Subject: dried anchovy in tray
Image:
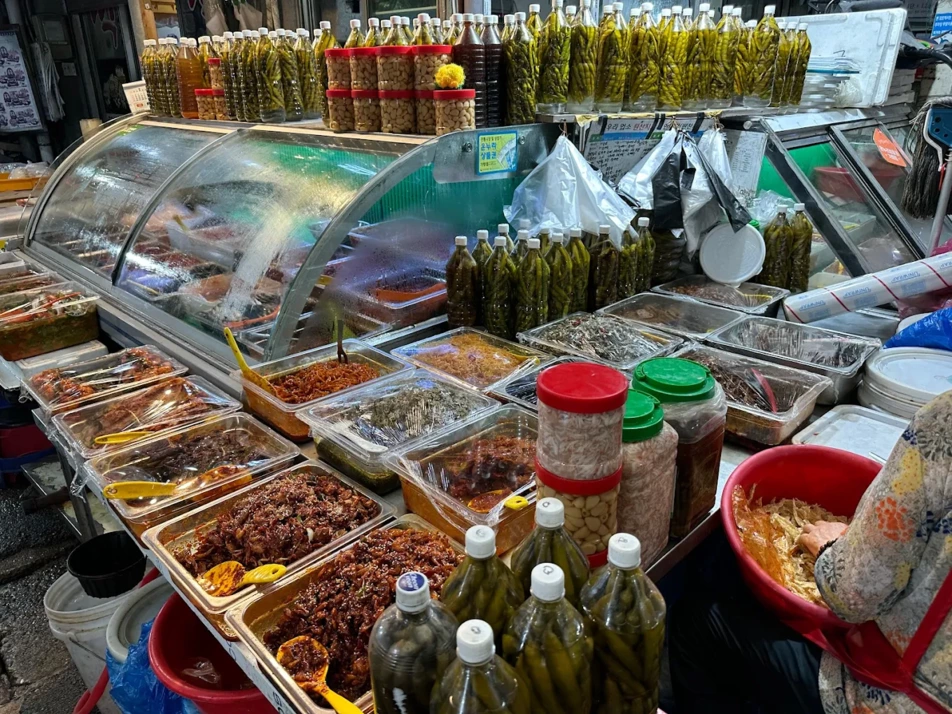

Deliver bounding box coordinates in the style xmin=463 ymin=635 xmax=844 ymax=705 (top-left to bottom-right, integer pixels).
xmin=518 ymin=313 xmax=682 ymax=370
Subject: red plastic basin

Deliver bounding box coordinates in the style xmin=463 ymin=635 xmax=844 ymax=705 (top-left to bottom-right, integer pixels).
xmin=148 ymin=593 xmax=276 ymax=714
xmin=720 ymin=444 xmax=881 ymax=634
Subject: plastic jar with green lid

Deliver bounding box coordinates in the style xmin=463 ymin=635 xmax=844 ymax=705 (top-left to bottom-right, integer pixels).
xmin=618 ymin=390 xmax=678 ymax=564
xmin=630 ymin=357 xmax=726 ymax=538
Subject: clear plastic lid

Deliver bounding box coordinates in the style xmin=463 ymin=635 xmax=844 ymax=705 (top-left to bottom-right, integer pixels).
xmin=0 ymin=281 xmax=99 ymax=329
xmin=491 ymin=355 xmax=597 ymax=411
xmin=15 ymin=340 xmax=108 ymax=379
xmin=598 ymin=293 xmax=744 ymax=340
xmin=652 ymin=274 xmax=789 ymax=315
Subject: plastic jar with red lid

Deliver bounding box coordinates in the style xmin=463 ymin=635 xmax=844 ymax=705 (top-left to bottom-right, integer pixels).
xmin=413 ymin=44 xmax=452 ymax=89
xmin=415 ymin=90 xmax=436 ymax=134
xmin=325 ymin=48 xmax=352 ymax=90
xmin=435 ymin=89 xmax=476 ymax=136
xmin=194 ymin=88 xmax=216 ymax=120
xmin=326 ymin=88 xmax=355 ymax=132
xmin=351 ymin=89 xmax=381 ymax=132
xmin=378 ymin=90 xmax=414 ymax=133
xmin=376 ymin=46 xmax=414 ymax=91
xmin=350 ymin=47 xmax=378 ymax=90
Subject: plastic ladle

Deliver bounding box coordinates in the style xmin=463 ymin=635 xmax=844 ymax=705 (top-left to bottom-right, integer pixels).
xmin=93 ymin=431 xmax=153 ymax=446
xmin=276 ymin=636 xmax=362 ymax=714
xmin=224 ymin=327 xmax=275 ymax=395
xmin=197 ymin=561 xmax=287 ymax=597
xmin=101 ymin=466 xmax=253 ymax=501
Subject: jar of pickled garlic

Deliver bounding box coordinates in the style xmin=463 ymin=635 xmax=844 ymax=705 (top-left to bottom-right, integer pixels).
xmin=415 ymin=90 xmax=436 ymax=134
xmin=350 ymin=47 xmax=378 ymax=91
xmin=207 ymin=57 xmax=224 ymax=89
xmin=413 ymin=44 xmax=452 ymax=89
xmin=379 ymin=90 xmax=415 ymax=133
xmin=434 ymin=88 xmax=476 ymax=136
xmin=376 ymin=46 xmax=414 ymax=91
xmin=326 ymin=89 xmax=355 ymax=132
xmin=352 ymin=89 xmax=381 ymax=132
xmin=325 ymin=48 xmax=353 ymax=90
xmin=195 ymin=88 xmax=216 ymax=120
xmin=212 ymin=88 xmax=227 ymax=120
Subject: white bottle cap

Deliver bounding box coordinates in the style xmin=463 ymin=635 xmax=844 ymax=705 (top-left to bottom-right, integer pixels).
xmin=630 ymin=7 xmax=638 ymax=15
xmin=528 ymin=238 xmax=541 ymax=250
xmin=536 ymin=497 xmax=565 ymax=527
xmin=798 ymin=22 xmax=808 ymax=30
xmin=464 ymin=12 xmax=475 ymax=21
xmin=516 ymin=12 xmax=526 ymax=21
xmin=369 ymin=18 xmax=379 ymax=26
xmin=776 ymin=19 xmax=785 ymax=29
xmin=581 ymin=0 xmax=590 ymax=7
xmin=608 ymin=533 xmax=642 ymax=569
xmin=778 ymin=206 xmax=788 ymax=214
xmin=794 ymin=202 xmax=805 ymax=211
xmin=643 ymin=1 xmax=653 ymax=8
xmin=614 ymin=1 xmax=623 ymax=9
xmin=419 ymin=12 xmax=430 ymax=22
xmin=567 ymin=5 xmax=577 ymax=13
xmin=144 ymin=39 xmax=156 ymax=46
xmin=603 ymin=6 xmax=614 ymax=14
xmin=723 ymin=3 xmax=733 ymax=12
xmin=672 ymin=5 xmax=682 ymax=13
xmin=402 ymin=17 xmax=411 ymax=25
xmin=297 ymin=28 xmax=308 ymax=36
xmin=531 ymin=563 xmax=565 ymax=602
xmin=391 ymin=15 xmax=400 ymax=23
xmin=314 ymin=28 xmax=322 ymax=37
xmin=457 ymin=620 xmax=495 ymax=665
xmin=433 ymin=17 xmax=442 ymax=25
xmin=570 ymin=227 xmax=581 ymax=238
xmin=258 ymin=26 xmax=269 ymax=34
xmin=746 ymin=19 xmax=756 ymax=26
xmin=477 ymin=229 xmax=489 ymax=242
xmin=474 ymin=14 xmax=483 ymax=22
xmin=443 ymin=20 xmax=452 ymax=27
xmin=764 ymin=4 xmax=775 ymax=13
xmin=225 ymin=31 xmax=235 ymax=38
xmin=732 ymin=7 xmax=743 ymax=15
xmin=465 ymin=526 xmax=496 ymax=558
xmin=683 ymin=8 xmax=693 ymax=18
xmin=555 ymin=0 xmax=563 ymax=8
xmin=505 ymin=14 xmax=515 ymax=23
xmin=553 ymin=232 xmax=564 ymax=244
xmin=530 ymin=3 xmax=541 ymax=11
xmin=661 ymin=8 xmax=671 ymax=15
xmin=249 ymin=30 xmax=260 ymax=38
xmin=517 ymin=229 xmax=529 ymax=241
xmin=199 ymin=35 xmax=210 ymax=43
xmin=321 ymin=21 xmax=331 ymax=29
xmin=455 ymin=235 xmax=468 ymax=246
xmin=494 ymin=236 xmax=508 ymax=247
xmin=396 ymin=571 xmax=431 ymax=613
xmin=212 ymin=35 xmax=222 ymax=42
xmin=599 ymin=224 xmax=611 ymax=235
xmin=498 ymin=223 xmax=510 ymax=235
xmin=699 ymin=3 xmax=710 ymax=11
xmin=382 ymin=20 xmax=392 ymax=28
xmin=280 ymin=28 xmax=290 ymax=36
xmin=637 ymin=216 xmax=650 ymax=227
xmin=350 ymin=19 xmax=361 ymax=28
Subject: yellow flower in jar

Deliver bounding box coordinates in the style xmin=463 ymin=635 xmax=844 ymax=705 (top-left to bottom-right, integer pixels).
xmin=435 ymin=63 xmax=465 ymax=89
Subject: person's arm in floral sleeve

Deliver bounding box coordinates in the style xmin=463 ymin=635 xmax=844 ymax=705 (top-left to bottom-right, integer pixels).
xmin=810 ymin=394 xmax=952 ymax=623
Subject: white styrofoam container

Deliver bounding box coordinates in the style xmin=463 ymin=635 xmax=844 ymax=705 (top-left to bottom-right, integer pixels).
xmin=792 ymin=404 xmax=908 ymax=459
xmin=784 ymin=9 xmax=906 ymax=108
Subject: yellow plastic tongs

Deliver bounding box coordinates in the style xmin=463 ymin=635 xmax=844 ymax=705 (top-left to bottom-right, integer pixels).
xmin=93 ymin=431 xmax=153 ymax=446
xmin=102 ymin=480 xmax=179 ymax=499
xmin=223 ymin=327 xmax=276 ymax=396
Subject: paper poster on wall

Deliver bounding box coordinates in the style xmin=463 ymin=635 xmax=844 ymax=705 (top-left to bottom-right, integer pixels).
xmin=0 ymin=30 xmax=41 ymax=132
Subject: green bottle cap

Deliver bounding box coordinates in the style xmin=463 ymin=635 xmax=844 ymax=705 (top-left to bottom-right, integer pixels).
xmin=622 ymin=390 xmax=664 ymax=442
xmin=631 ymin=358 xmax=716 ymax=403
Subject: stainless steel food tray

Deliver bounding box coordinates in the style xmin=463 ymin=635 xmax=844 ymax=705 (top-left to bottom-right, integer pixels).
xmin=652 ymin=275 xmax=790 ymax=316
xmin=598 ymin=292 xmax=745 ymax=340
xmin=226 ymin=514 xmax=462 ymax=714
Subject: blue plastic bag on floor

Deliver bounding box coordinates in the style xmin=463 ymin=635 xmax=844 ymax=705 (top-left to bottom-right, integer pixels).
xmin=885 ymin=308 xmax=952 ymax=351
xmin=106 ymin=620 xmax=196 ymax=714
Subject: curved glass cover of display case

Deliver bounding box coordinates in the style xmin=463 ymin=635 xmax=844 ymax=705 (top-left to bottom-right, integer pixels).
xmin=30 ymin=121 xmax=221 ymax=277
xmin=116 ymin=127 xmax=405 ymax=350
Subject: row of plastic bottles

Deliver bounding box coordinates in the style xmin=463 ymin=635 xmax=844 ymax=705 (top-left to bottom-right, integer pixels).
xmin=445 ymin=218 xmax=656 ymax=339
xmin=370 ymin=502 xmax=666 ymax=714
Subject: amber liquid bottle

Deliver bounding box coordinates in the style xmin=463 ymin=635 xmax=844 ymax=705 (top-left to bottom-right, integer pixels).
xmin=176 ymin=38 xmax=204 ymax=118
xmin=482 ymin=15 xmax=504 ymax=127
xmin=453 ymin=13 xmax=488 ymax=128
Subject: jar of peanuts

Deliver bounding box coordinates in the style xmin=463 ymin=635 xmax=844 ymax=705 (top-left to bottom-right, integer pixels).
xmin=351 ymin=89 xmax=381 ymax=132
xmin=195 ymin=88 xmax=216 ymax=120
xmin=415 ymin=90 xmax=436 ymax=135
xmin=326 ymin=89 xmax=355 ymax=132
xmin=325 ymin=48 xmax=352 ymax=90
xmin=212 ymin=88 xmax=227 ymax=120
xmin=412 ymin=44 xmax=452 ymax=89
xmin=376 ymin=46 xmax=414 ymax=91
xmin=434 ymin=89 xmax=476 ymax=136
xmin=207 ymin=57 xmax=224 ymax=89
xmin=349 ymin=47 xmax=378 ymax=91
xmin=378 ymin=90 xmax=415 ymax=133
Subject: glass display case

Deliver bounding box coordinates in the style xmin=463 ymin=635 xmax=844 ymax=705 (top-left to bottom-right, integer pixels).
xmin=22 ymin=114 xmax=561 ymax=372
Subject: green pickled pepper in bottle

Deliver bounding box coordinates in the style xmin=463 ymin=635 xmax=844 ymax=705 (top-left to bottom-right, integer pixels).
xmin=769 ymin=19 xmax=794 ymax=108
xmin=538 ymin=228 xmax=552 ymax=256
xmin=497 ymin=224 xmax=516 ymax=254
xmin=344 ymin=19 xmax=363 ymax=48
xmin=634 ymin=217 xmax=656 ymax=292
xmin=314 ymin=23 xmax=337 ymax=121
xmin=363 ymin=18 xmax=381 ymax=47
xmin=590 ymin=225 xmax=619 ymax=310
xmin=567 ymin=0 xmax=598 ymax=113
xmin=472 ymin=230 xmax=493 ymax=323
xmin=446 ymin=236 xmax=480 ymax=328
xmin=618 ymin=228 xmax=640 ymax=299
xmin=746 ymin=5 xmax=780 ymax=107
xmin=277 ymin=32 xmax=304 ymax=120
xmin=527 ymin=3 xmax=543 ymax=39
xmin=755 ymin=207 xmax=792 ymax=289
xmin=594 ymin=6 xmax=628 ymax=112
xmin=483 ymin=236 xmax=517 ymax=339
xmin=198 ymin=36 xmax=217 ymax=88
xmin=685 ymin=4 xmax=716 ymax=110
xmin=239 ymin=31 xmax=260 ymax=122
xmin=504 ymin=12 xmax=539 ymax=126
xmin=293 ymin=30 xmax=320 ymax=120
xmin=625 ymin=3 xmax=661 ymax=112
xmin=658 ymin=7 xmax=688 ymax=111
xmin=786 ymin=22 xmax=811 ymax=106
xmin=567 ymin=228 xmax=591 ymax=313
xmin=512 ymin=229 xmax=531 ymax=264
xmin=788 ymin=203 xmax=813 ymax=292
xmin=514 ymin=237 xmax=550 ymax=333
xmin=256 ymin=31 xmax=286 ymax=123
xmin=537 ymin=0 xmax=572 ymax=113
xmin=580 ymin=533 xmax=666 ymax=714
xmin=546 ymin=233 xmax=574 ymax=320
xmin=710 ymin=7 xmax=739 ymax=108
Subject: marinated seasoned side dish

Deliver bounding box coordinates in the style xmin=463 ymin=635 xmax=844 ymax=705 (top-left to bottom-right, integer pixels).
xmin=438 ymin=435 xmax=535 ymax=506
xmin=263 ymin=528 xmax=463 ymax=702
xmin=405 ymin=332 xmax=536 ymax=388
xmin=178 ymin=470 xmax=381 ymax=576
xmin=268 ymin=361 xmax=380 ymax=404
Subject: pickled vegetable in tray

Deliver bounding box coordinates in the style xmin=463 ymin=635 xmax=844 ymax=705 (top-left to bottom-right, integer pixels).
xmin=518 ymin=313 xmax=681 ymax=370
xmin=262 ymin=527 xmax=463 ymax=702
xmin=176 ymin=466 xmax=381 ymax=576
xmin=394 ymin=329 xmax=546 ymax=390
xmin=55 ymin=376 xmax=240 ymax=458
xmin=27 ymin=345 xmax=186 ymax=414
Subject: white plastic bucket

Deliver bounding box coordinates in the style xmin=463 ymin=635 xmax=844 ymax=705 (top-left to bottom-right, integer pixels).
xmin=44 ymin=571 xmax=128 ymax=714
xmin=106 ymin=578 xmax=173 ymax=665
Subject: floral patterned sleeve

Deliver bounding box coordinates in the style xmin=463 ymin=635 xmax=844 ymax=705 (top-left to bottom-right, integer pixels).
xmin=813 ymin=394 xmax=952 ymax=623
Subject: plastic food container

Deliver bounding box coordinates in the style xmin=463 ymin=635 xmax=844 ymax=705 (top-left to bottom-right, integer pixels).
xmin=324 ymin=48 xmax=352 ymax=89
xmin=413 ymin=44 xmax=452 ymax=89
xmin=141 ymin=461 xmax=394 ymax=628
xmin=704 ymin=316 xmax=881 ymax=405
xmin=518 ymin=312 xmax=683 ymax=372
xmin=376 ymin=46 xmax=414 ymax=91
xmin=859 ymin=347 xmax=952 ymax=419
xmin=16 ymin=340 xmax=108 ymax=379
xmin=351 ymin=89 xmax=381 ymax=132
xmin=536 ymin=361 xmax=629 ymax=481
xmin=23 ymin=345 xmax=187 ymax=415
xmin=393 ymin=328 xmax=548 ymax=393
xmin=212 ymin=89 xmax=226 ymax=120
xmin=388 ymin=405 xmax=538 ymax=553
xmin=435 ymin=89 xmax=476 ymax=135
xmin=0 ymin=272 xmax=63 ymax=296
xmin=83 ymin=413 xmax=298 ymax=537
xmin=349 ymin=47 xmax=378 ymax=90
xmin=236 ymin=310 xmax=390 ymax=361
xmin=599 ymin=293 xmax=744 ymax=340
xmin=231 ymin=339 xmax=413 ymax=441
xmin=672 ymin=344 xmax=832 ymax=446
xmin=54 ymin=376 xmax=241 ymax=460
xmin=489 ymin=355 xmax=590 ymax=410
xmin=415 ymin=90 xmax=436 ymax=134
xmin=326 ymin=89 xmax=354 ymax=132
xmin=618 ymin=390 xmax=678 ymax=566
xmin=299 ymin=371 xmax=497 ymax=494
xmin=67 ymin=531 xmax=145 ymax=598
xmin=195 ymin=88 xmax=216 ymax=120
xmin=0 ymin=282 xmax=99 ymax=361
xmin=226 ymin=515 xmax=462 ymax=714
xmin=379 ymin=90 xmax=415 ymax=133
xmin=653 ymin=275 xmax=790 ymax=316
xmin=792 ymin=404 xmax=908 ymax=460
xmin=341 ymin=266 xmax=447 ymax=326
xmin=631 ymin=358 xmax=727 ymax=539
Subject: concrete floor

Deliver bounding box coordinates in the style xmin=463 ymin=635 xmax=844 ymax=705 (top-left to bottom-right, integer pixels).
xmin=0 ymin=487 xmax=94 ymax=714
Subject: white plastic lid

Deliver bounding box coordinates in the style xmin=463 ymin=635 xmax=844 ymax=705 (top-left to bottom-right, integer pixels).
xmin=396 ymin=572 xmax=431 ymax=613
xmin=798 ymin=22 xmax=808 ymax=30
xmin=350 ymin=19 xmax=361 ymax=28
xmin=568 ymin=227 xmax=580 ymax=238
xmin=498 ymin=224 xmax=510 ymax=235
xmin=452 ymin=13 xmax=461 ymax=20
xmin=661 ymin=8 xmax=671 ymax=15
xmin=530 ymin=3 xmax=541 ymax=11
xmin=683 ymin=8 xmax=693 ymax=17
xmin=433 ymin=17 xmax=443 ymax=25
xmin=608 ymin=533 xmax=641 ymax=569
xmin=528 ymin=238 xmax=541 ymax=249
xmin=746 ymin=19 xmax=756 ymax=26
xmin=402 ymin=17 xmax=411 ymax=25
xmin=474 ymin=14 xmax=483 ymax=21
xmin=391 ymin=15 xmax=401 ymax=22
xmin=494 ymin=236 xmax=507 ymax=247
xmin=531 ymin=563 xmax=564 ymax=602
xmin=614 ymin=2 xmax=623 ymax=9
xmin=465 ymin=526 xmax=496 ymax=558
xmin=212 ymin=35 xmax=223 ymax=42
xmin=144 ymin=39 xmax=156 ymax=46
xmin=457 ymin=620 xmax=494 ymax=665
xmin=519 ymin=219 xmax=531 ymax=230
xmin=778 ymin=206 xmax=788 ymax=214
xmin=764 ymin=4 xmax=775 ymax=13
xmin=794 ymin=202 xmax=805 ymax=211
xmin=382 ymin=20 xmax=392 ymax=27
xmin=567 ymin=5 xmax=577 ymax=13
xmin=672 ymin=5 xmax=682 ymax=13
xmin=321 ymin=21 xmax=331 ymax=29
xmin=277 ymin=28 xmax=288 ymax=36
xmin=776 ymin=19 xmax=785 ymax=28
xmin=199 ymin=35 xmax=210 ymax=42
xmin=723 ymin=4 xmax=733 ymax=11
xmin=603 ymin=6 xmax=614 ymax=14
xmin=248 ymin=30 xmax=259 ymax=38
xmin=464 ymin=12 xmax=475 ymax=21
xmin=444 ymin=19 xmax=452 ymax=27
xmin=258 ymin=26 xmax=269 ymax=33
xmin=732 ymin=7 xmax=743 ymax=14
xmin=369 ymin=18 xmax=379 ymax=26
xmin=297 ymin=28 xmax=308 ymax=36
xmin=599 ymin=224 xmax=610 ymax=235
xmin=553 ymin=232 xmax=564 ymax=243
xmin=536 ymin=497 xmax=565 ymax=528
xmin=865 ymin=347 xmax=952 ymax=406
xmin=225 ymin=31 xmax=235 ymax=38
xmin=506 ymin=14 xmax=516 ymax=22
xmin=699 ymin=223 xmax=766 ymax=287
xmin=477 ymin=229 xmax=489 ymax=242
xmin=699 ymin=3 xmax=710 ymax=11
xmin=314 ymin=28 xmax=322 ymax=36
xmin=419 ymin=12 xmax=430 ymax=22
xmin=630 ymin=7 xmax=639 ymax=15
xmin=455 ymin=236 xmax=468 ymax=246
xmin=637 ymin=217 xmax=649 ymax=227
xmin=555 ymin=0 xmax=564 ymax=7
xmin=517 ymin=229 xmax=529 ymax=241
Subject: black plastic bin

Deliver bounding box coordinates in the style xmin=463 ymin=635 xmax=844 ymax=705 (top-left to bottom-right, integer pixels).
xmin=67 ymin=531 xmax=145 ymax=598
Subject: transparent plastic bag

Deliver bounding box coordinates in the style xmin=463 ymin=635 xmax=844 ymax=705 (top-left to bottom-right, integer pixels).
xmin=505 ymin=136 xmax=634 ymax=247
xmin=617 ymin=128 xmax=680 ymax=212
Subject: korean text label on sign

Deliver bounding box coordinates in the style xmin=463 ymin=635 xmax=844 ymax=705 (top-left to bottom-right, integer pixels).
xmin=477 ymin=131 xmax=519 ymax=175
